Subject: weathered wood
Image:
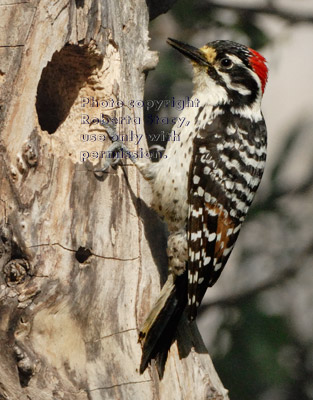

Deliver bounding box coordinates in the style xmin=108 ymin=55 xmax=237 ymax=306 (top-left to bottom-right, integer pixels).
xmin=0 ymin=1 xmax=229 ymax=398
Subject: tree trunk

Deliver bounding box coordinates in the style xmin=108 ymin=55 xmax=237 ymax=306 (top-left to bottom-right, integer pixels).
xmin=0 ymin=1 xmax=229 ymax=399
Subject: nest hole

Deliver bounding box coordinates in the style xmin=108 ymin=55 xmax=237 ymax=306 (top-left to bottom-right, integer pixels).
xmin=36 ymin=44 xmax=102 ymax=134
xmin=75 ymin=0 xmax=85 ymax=7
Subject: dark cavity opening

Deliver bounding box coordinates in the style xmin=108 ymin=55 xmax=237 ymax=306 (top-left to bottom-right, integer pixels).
xmin=75 ymin=246 xmax=92 ymax=263
xmin=75 ymin=0 xmax=85 ymax=7
xmin=36 ymin=44 xmax=102 ymax=134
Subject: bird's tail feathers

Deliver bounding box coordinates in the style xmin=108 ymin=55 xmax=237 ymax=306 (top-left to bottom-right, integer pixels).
xmin=139 ymin=274 xmax=187 ymax=377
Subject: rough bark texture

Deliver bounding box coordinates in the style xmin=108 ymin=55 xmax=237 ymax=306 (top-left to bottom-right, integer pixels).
xmin=0 ymin=1 xmax=229 ymax=399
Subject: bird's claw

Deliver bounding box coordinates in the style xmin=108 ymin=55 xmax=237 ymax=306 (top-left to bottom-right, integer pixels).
xmin=93 ymin=142 xmax=123 ymax=174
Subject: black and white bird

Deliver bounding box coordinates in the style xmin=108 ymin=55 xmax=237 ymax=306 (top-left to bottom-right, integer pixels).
xmin=102 ymin=38 xmax=268 ymax=377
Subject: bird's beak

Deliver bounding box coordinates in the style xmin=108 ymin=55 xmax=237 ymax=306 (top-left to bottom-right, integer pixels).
xmin=167 ymin=38 xmax=208 ymax=66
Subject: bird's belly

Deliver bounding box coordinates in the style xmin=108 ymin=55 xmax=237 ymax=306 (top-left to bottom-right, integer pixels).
xmin=151 ymin=146 xmax=191 ymax=232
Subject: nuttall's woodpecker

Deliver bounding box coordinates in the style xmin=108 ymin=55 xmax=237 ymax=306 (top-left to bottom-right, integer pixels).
xmin=100 ymin=38 xmax=268 ymax=377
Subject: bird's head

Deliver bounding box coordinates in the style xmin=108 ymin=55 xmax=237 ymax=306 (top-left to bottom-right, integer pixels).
xmin=167 ymin=38 xmax=268 ymax=108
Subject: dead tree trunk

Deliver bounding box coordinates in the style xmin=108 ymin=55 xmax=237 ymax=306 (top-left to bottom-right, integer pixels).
xmin=0 ymin=1 xmax=229 ymax=399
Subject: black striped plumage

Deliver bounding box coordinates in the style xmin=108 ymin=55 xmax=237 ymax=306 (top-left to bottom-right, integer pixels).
xmin=187 ymin=106 xmax=267 ymax=319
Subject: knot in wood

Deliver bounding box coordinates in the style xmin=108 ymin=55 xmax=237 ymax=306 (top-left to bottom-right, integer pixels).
xmin=22 ymin=141 xmax=38 ymax=167
xmin=3 ymin=259 xmax=30 ymax=286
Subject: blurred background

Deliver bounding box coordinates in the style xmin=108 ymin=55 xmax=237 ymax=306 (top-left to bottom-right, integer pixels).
xmin=144 ymin=1 xmax=313 ymax=399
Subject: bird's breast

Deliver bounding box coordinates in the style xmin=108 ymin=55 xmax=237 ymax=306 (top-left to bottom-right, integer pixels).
xmin=150 ymin=101 xmax=216 ymax=232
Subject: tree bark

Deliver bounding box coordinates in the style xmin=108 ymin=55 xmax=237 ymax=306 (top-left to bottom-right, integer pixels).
xmin=0 ymin=1 xmax=229 ymax=399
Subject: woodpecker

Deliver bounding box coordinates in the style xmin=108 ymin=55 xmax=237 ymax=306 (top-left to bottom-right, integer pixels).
xmin=101 ymin=38 xmax=268 ymax=377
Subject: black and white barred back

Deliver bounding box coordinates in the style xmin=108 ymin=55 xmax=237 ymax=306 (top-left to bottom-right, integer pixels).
xmin=187 ymin=106 xmax=266 ymax=319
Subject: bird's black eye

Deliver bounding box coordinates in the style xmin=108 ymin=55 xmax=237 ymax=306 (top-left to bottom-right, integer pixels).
xmin=220 ymin=58 xmax=233 ymax=68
